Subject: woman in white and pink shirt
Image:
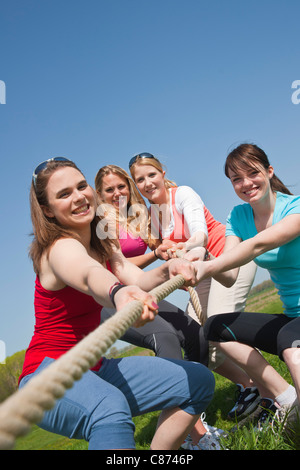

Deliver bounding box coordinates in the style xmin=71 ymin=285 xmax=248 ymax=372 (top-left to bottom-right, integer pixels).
xmin=129 ymin=153 xmax=256 ymax=337
xmin=96 ymin=163 xmax=228 ymax=449
xmin=95 ymin=165 xmax=209 ymax=365
xmin=130 ymin=153 xmax=260 ymax=439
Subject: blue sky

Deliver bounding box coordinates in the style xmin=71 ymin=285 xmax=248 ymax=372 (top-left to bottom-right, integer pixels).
xmin=1 ymin=0 xmax=300 ymax=357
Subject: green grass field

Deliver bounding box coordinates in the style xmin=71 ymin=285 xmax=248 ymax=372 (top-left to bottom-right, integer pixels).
xmin=11 ymin=286 xmax=300 ymax=450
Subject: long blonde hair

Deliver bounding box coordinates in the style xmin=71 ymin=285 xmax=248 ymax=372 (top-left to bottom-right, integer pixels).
xmin=95 ymin=165 xmax=149 ymax=241
xmin=30 ymin=160 xmax=118 ymax=274
xmin=129 ymin=156 xmax=177 ymax=190
xmin=129 ymin=155 xmax=177 ymax=248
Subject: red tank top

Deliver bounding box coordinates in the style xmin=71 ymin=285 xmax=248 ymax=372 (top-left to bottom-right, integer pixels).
xmin=19 ymin=277 xmax=103 ymax=383
xmin=167 ymin=187 xmax=226 ymax=257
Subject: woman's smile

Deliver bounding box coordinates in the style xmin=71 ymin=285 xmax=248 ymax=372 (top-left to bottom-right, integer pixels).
xmin=45 ymin=167 xmax=95 ymax=228
xmin=72 ymin=203 xmax=91 ymax=215
xmin=99 ymin=173 xmax=130 ymax=208
xmin=133 ymin=164 xmax=167 ymax=203
xmin=243 ymin=186 xmax=259 ymax=196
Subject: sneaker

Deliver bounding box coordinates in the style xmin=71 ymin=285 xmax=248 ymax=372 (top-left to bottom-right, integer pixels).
xmin=228 ymin=384 xmax=260 ymax=420
xmin=256 ymin=398 xmax=281 ymax=430
xmin=230 ymin=397 xmax=275 ymax=432
xmin=182 ymin=432 xmax=222 ymax=450
xmin=200 ymin=412 xmax=225 ymax=438
xmin=181 ymin=413 xmax=226 ymax=450
xmin=181 ymin=434 xmax=194 ymax=450
xmin=197 ymin=432 xmax=222 ymax=450
xmin=280 ymin=400 xmax=300 ymax=434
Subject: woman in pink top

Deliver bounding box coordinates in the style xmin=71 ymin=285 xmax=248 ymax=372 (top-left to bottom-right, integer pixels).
xmin=95 ymin=165 xmax=209 ymax=365
xmin=96 ymin=164 xmax=229 ymax=449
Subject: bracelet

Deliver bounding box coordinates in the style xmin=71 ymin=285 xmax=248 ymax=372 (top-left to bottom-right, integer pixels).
xmin=204 ymin=249 xmax=210 ymax=261
xmin=109 ymin=281 xmax=125 ymax=307
xmin=154 ymin=249 xmax=158 ymax=259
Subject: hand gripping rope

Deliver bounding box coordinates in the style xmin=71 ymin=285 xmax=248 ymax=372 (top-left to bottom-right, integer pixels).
xmin=168 ymin=249 xmax=203 ymax=324
xmin=0 ymin=274 xmax=193 ymax=450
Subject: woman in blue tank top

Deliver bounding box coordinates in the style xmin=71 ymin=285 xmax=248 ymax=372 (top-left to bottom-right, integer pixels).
xmin=202 ymin=143 xmax=300 ymax=431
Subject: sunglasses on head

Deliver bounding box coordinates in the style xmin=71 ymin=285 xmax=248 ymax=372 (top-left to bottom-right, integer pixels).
xmin=32 ymin=157 xmax=70 ymax=187
xmin=128 ymin=152 xmax=157 ymax=169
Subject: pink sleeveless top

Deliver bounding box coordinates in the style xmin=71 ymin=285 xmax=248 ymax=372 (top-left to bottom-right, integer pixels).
xmin=118 ymin=227 xmax=147 ymax=258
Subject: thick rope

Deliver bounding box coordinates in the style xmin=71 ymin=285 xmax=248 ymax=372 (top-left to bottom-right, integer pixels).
xmin=187 ymin=286 xmax=204 ymax=324
xmin=0 ymin=274 xmax=186 ymax=450
xmin=169 ymin=249 xmax=203 ymax=323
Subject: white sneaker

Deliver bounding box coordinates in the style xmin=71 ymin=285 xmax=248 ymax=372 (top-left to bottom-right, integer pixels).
xmin=281 ymin=400 xmax=300 ymax=433
xmin=194 ymin=432 xmax=222 ymax=450
xmin=200 ymin=412 xmax=225 ymax=438
xmin=182 ymin=431 xmax=222 ymax=450
xmin=181 ymin=414 xmax=226 ymax=450
xmin=181 ymin=434 xmax=194 ymax=450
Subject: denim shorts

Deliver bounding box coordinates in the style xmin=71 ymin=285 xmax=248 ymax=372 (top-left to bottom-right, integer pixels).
xmin=19 ymin=355 xmax=214 ymax=450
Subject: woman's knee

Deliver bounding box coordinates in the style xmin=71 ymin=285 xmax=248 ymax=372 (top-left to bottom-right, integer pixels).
xmin=277 ymin=318 xmax=300 ymax=360
xmin=88 ymin=391 xmax=135 ymax=449
xmin=179 ymin=361 xmax=215 ymax=413
xmin=197 ymin=365 xmax=215 ymax=404
xmin=148 ymin=331 xmax=182 ymax=359
xmin=203 ymin=314 xmax=224 ymax=342
xmin=86 ymin=387 xmax=134 ymax=441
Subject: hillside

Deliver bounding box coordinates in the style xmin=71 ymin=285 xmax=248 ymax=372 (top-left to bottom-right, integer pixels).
xmin=245 ymin=281 xmax=282 ymax=314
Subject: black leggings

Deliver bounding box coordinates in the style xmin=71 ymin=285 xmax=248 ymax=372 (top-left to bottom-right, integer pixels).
xmin=101 ymin=300 xmax=209 ymax=366
xmin=204 ymin=311 xmax=300 ymax=360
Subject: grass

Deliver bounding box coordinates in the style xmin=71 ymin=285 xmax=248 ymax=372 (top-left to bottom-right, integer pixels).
xmin=13 ymin=286 xmax=300 ymax=450
xmin=14 ymin=426 xmax=86 ymax=450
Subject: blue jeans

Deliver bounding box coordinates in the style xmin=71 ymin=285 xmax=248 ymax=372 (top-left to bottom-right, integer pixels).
xmin=19 ymin=355 xmax=214 ymax=450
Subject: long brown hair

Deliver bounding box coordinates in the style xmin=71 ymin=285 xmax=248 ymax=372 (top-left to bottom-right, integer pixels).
xmin=94 ymin=164 xmax=149 ymax=240
xmin=225 ymin=143 xmax=293 ymax=195
xmin=29 ymin=159 xmax=118 ymax=274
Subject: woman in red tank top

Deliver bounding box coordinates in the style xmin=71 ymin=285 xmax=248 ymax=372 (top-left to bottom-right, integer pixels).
xmin=19 ymin=156 xmax=215 ymax=450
